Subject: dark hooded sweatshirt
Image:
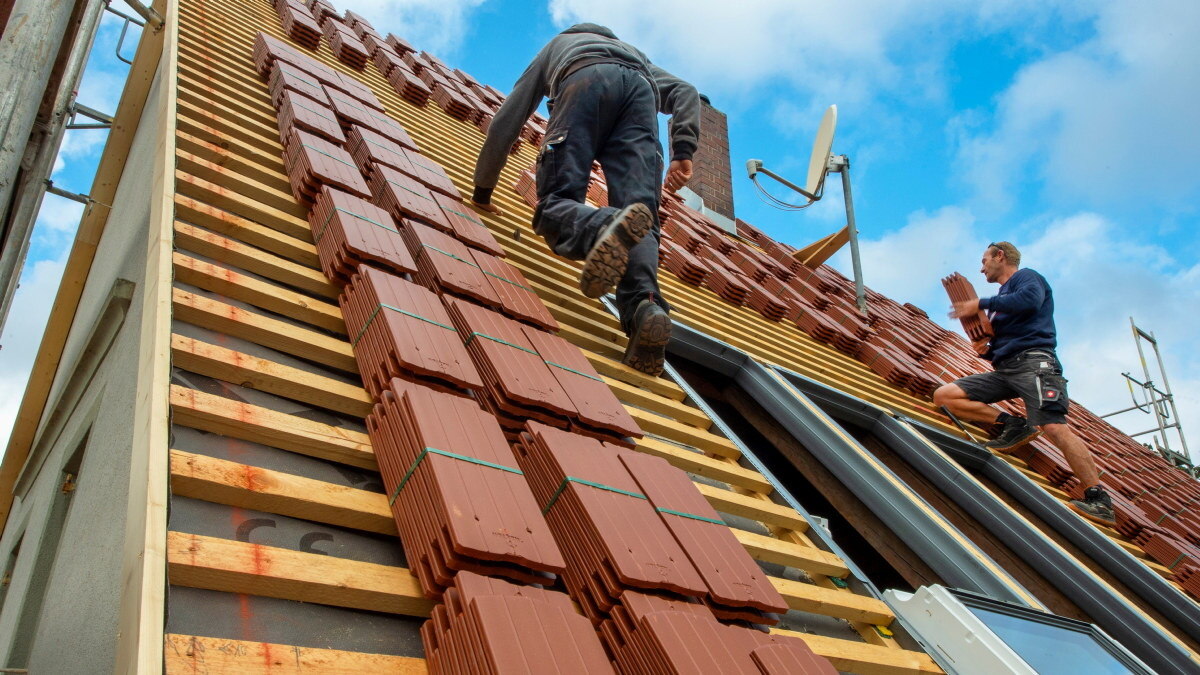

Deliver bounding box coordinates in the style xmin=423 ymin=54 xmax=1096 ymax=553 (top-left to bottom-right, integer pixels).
xmin=472 ymin=23 xmax=700 ymax=200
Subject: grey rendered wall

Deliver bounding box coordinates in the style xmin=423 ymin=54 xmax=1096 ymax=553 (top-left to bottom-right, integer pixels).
xmin=0 ymin=65 xmax=163 ymax=672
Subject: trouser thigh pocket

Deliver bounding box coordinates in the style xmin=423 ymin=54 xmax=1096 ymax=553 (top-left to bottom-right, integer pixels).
xmin=1035 ymin=372 xmax=1069 ymax=414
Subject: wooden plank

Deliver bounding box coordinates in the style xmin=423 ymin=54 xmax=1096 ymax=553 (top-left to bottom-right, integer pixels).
xmin=169 ymin=385 xmax=374 ymax=470
xmin=173 ymin=220 xmax=338 ymax=300
xmin=174 ymin=193 xmax=318 ymax=267
xmin=176 ymin=148 xmax=307 ymax=218
xmin=795 ymin=226 xmax=850 ymax=268
xmin=694 ymin=483 xmax=810 ymax=533
xmin=173 ymin=252 xmax=345 ymax=334
xmin=176 ymin=169 xmax=312 ymax=242
xmin=167 ymin=529 xmax=872 ymax=632
xmin=171 ymin=288 xmax=357 ymax=373
xmin=636 ymin=436 xmax=771 ymax=493
xmin=588 ymin=352 xmax=686 ymax=401
xmin=604 ymin=375 xmax=709 ymax=428
xmin=170 ymin=449 xmax=858 ymax=579
xmin=627 ymin=407 xmax=739 ymax=459
xmin=166 ymin=531 xmax=433 ymax=617
xmin=732 ymin=529 xmax=850 ymax=578
xmin=164 ymin=634 xmax=427 ymax=674
xmin=170 ymin=334 xmax=370 ymax=417
xmin=175 ymin=125 xmax=289 ymax=192
xmin=772 ymin=630 xmax=944 ymax=675
xmin=169 ymin=449 xmax=393 ymax=535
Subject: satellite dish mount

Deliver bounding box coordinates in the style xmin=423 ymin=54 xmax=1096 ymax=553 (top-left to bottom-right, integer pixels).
xmin=747 ymin=105 xmax=867 ymax=313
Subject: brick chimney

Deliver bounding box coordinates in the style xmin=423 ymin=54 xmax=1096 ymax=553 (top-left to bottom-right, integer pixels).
xmin=685 ymin=94 xmax=735 ymax=220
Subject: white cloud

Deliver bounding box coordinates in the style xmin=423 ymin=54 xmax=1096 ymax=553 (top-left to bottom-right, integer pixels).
xmin=956 ymin=0 xmax=1200 ymax=213
xmin=0 ymin=254 xmax=69 ymax=451
xmin=339 ymin=0 xmax=488 ymax=55
xmin=33 ymin=196 xmax=85 ymax=234
xmin=830 ymin=205 xmax=988 ymax=311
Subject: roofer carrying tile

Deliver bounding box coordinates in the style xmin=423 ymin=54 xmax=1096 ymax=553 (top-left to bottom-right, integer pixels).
xmin=469 ymin=23 xmax=701 ymax=377
xmin=935 ymin=241 xmax=1116 ymax=525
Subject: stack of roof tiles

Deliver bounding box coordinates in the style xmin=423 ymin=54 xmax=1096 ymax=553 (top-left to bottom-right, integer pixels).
xmin=252 ymin=20 xmax=844 ymax=672
xmin=941 ymin=272 xmax=993 ymax=341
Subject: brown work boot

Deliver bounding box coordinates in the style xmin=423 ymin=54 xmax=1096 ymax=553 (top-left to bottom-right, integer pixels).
xmin=622 ymin=299 xmax=672 ymax=376
xmin=579 ymin=203 xmax=653 ymax=298
xmin=1069 ymin=486 xmax=1116 ymax=526
xmin=984 ymin=416 xmax=1041 ymax=453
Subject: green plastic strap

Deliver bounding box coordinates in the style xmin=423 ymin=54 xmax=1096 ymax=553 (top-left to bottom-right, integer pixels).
xmin=422 ymin=243 xmax=477 ymax=266
xmin=300 ymin=144 xmax=357 ymax=170
xmin=482 ymin=270 xmax=532 ymax=292
xmin=542 ymin=476 xmax=646 ymax=515
xmin=544 ymin=360 xmax=603 ymax=382
xmin=655 ymin=507 xmax=725 ymax=526
xmin=443 ymin=206 xmax=486 ymax=228
xmin=389 ymin=446 xmax=522 ymax=505
xmin=351 ymin=303 xmax=456 ymax=346
xmin=1168 ymin=553 xmax=1187 ymax=570
xmin=278 ymin=66 xmax=320 ymax=88
xmin=293 ymin=100 xmax=338 ymax=123
xmin=465 ymin=331 xmax=538 ymax=356
xmin=315 ymin=206 xmax=399 ymax=242
xmin=385 ymin=178 xmax=436 ymax=201
xmin=1156 ymin=513 xmax=1169 ymax=525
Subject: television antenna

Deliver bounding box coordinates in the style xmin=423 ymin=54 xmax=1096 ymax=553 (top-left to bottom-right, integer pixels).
xmin=746 ymin=105 xmax=867 ymax=313
xmin=1101 ymin=317 xmax=1193 ymax=476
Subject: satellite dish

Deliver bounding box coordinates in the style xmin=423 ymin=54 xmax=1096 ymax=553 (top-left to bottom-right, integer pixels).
xmin=804 ymin=104 xmax=837 ymax=199
xmin=746 ymin=105 xmax=837 ymax=204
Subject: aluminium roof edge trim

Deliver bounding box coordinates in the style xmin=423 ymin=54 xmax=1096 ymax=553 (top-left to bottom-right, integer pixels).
xmin=661 ymin=314 xmax=1035 ymax=606
xmin=773 ymin=365 xmax=1200 ymax=672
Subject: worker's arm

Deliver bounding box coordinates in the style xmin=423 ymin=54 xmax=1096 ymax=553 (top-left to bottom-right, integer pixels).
xmin=979 ymin=273 xmax=1045 ymax=315
xmin=649 ymin=64 xmax=700 ymax=192
xmin=472 ymin=46 xmax=551 ymax=209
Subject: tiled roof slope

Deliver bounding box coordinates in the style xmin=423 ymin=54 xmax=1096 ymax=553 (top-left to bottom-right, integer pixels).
xmin=164 ymin=0 xmax=1198 ymax=669
xmin=166 ymin=0 xmax=942 ymax=672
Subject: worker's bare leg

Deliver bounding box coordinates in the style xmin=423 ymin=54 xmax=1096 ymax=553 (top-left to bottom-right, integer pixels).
xmin=933 ymin=383 xmax=1001 ymax=424
xmin=1041 ymin=423 xmax=1100 ymax=488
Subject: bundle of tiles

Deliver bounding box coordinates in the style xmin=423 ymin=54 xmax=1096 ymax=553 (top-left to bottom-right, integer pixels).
xmin=796 ymin=304 xmax=857 ymax=352
xmin=703 ymin=266 xmax=750 ymax=307
xmin=404 ymin=150 xmax=462 ymax=198
xmin=275 ymin=0 xmax=322 ymax=49
xmin=347 ymin=124 xmax=419 ymax=176
xmin=275 ymin=89 xmax=345 ymax=144
xmin=367 ymin=380 xmax=565 ymax=595
xmin=422 ymin=572 xmax=615 ymax=674
xmin=310 ymin=185 xmax=415 ymax=283
xmin=306 ymin=0 xmax=339 ymax=24
xmin=325 ymin=85 xmax=385 ymax=131
xmin=941 ymin=272 xmax=993 ymax=342
xmin=759 ymin=276 xmax=806 ymax=321
xmin=387 ymin=33 xmax=416 ymax=55
xmin=404 ymin=221 xmax=505 ymax=310
xmin=1135 ymin=529 xmax=1200 ymax=574
xmin=372 ymin=47 xmax=406 ymax=77
xmin=326 ymin=20 xmax=370 ymax=68
xmin=1178 ymin=567 xmax=1200 ymax=601
xmin=746 ymin=284 xmax=792 ymax=323
xmin=1024 ymin=441 xmax=1079 ymax=487
xmin=601 ymin=592 xmax=836 ymax=675
xmin=446 ymin=299 xmax=639 ymax=444
xmin=340 ymin=265 xmax=483 ymax=397
xmin=430 ymin=191 xmax=506 ymax=257
xmin=514 ymin=422 xmax=708 ymax=620
xmin=432 ymin=82 xmax=478 ymax=122
xmin=389 ymin=63 xmax=434 ymax=106
xmin=659 ymin=240 xmax=711 ymax=286
xmin=787 ymin=274 xmax=829 ymax=310
xmin=369 ymin=164 xmax=452 ymax=229
xmin=267 ymin=61 xmax=330 ymax=108
xmin=282 ymin=128 xmax=369 ymax=203
xmin=513 ymin=168 xmax=538 ymax=207
xmin=727 ymin=249 xmax=770 ymax=283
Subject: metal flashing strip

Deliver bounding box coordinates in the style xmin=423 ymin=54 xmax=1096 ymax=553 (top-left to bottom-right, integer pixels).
xmin=772 ymin=364 xmax=1200 ymax=674
xmin=663 ymin=321 xmax=1033 ymax=606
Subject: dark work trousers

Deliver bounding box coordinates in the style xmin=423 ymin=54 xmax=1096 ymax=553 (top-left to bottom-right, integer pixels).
xmin=533 ymin=62 xmax=670 ymax=334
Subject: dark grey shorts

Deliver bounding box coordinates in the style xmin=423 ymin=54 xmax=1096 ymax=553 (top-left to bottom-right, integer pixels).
xmin=954 ymin=349 xmax=1069 ymax=427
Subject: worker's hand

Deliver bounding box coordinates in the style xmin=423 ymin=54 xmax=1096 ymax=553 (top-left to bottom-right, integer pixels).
xmin=948 ymin=298 xmax=980 ymax=319
xmin=971 ymin=336 xmax=990 ymax=356
xmin=664 ymin=159 xmax=693 ymax=193
xmin=471 ymin=199 xmax=504 ymax=217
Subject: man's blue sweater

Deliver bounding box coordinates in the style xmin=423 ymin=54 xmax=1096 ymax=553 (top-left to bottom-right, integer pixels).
xmin=978 ymin=268 xmax=1057 ymax=364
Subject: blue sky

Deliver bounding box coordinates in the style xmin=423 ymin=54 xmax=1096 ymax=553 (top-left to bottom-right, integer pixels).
xmin=2 ymin=0 xmax=1197 ymax=455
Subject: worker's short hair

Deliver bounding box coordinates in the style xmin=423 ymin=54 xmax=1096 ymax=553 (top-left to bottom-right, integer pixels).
xmin=987 ymin=241 xmax=1021 ymax=267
